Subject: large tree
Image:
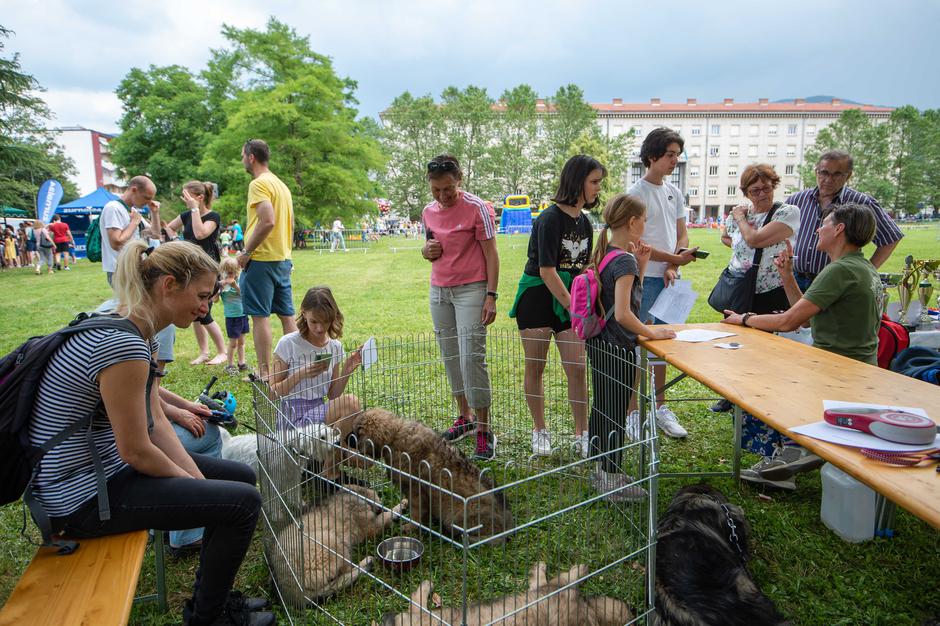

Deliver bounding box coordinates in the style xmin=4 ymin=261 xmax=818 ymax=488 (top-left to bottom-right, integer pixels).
xmin=111 ymin=64 xmax=214 ymax=199
xmin=886 ymin=105 xmax=928 ymax=217
xmin=438 ymin=85 xmax=496 ymax=198
xmin=201 ymin=18 xmax=385 ymax=225
xmin=0 ymin=26 xmax=77 ymax=210
xmin=535 ymin=85 xmax=597 ymax=198
xmin=485 ymin=84 xmax=540 ymax=201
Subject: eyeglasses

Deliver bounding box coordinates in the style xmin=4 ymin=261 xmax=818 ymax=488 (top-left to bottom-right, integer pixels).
xmin=816 ymin=169 xmax=849 ymax=180
xmin=746 ymin=185 xmax=774 ymax=197
xmin=427 ymin=160 xmax=459 ymax=174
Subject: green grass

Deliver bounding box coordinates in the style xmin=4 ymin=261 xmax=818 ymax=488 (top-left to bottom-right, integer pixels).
xmin=1 ymin=226 xmax=938 ymax=625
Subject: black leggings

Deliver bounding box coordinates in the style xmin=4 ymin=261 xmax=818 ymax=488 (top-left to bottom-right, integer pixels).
xmin=586 ymin=339 xmax=636 ymax=473
xmin=51 ymin=454 xmax=260 ymax=622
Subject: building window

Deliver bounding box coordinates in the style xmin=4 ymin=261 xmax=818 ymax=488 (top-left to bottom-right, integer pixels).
xmin=691 ymin=125 xmax=702 ymax=136
xmin=631 ymin=163 xmax=644 ymax=183
xmin=749 ymin=124 xmax=760 ymax=136
xmin=730 ymin=124 xmax=740 ymax=137
xmin=708 ymin=146 xmax=720 ymax=157
xmin=670 ymin=170 xmax=681 ymax=186
xmin=727 ymin=185 xmax=738 ymax=196
xmin=787 ymin=124 xmax=798 ymax=136
xmin=689 ymin=187 xmax=699 ymax=196
xmin=729 ymin=145 xmax=739 ymax=157
xmin=707 ymin=187 xmax=718 ymax=197
xmin=806 ymin=124 xmax=816 ymax=136
xmin=748 ymin=145 xmax=758 ymax=157
xmin=689 ymin=166 xmax=700 ymax=177
xmin=690 ymin=145 xmax=701 ymax=157
xmin=785 ymin=164 xmax=795 ymax=175
xmin=708 ymin=165 xmax=719 ymax=176
xmin=786 ymin=145 xmax=796 ymax=157
xmin=767 ymin=145 xmax=777 ymax=157
xmin=711 ymin=124 xmax=721 ymax=136
xmin=728 ymin=166 xmax=738 ymax=177
xmin=768 ymin=125 xmax=778 ymax=136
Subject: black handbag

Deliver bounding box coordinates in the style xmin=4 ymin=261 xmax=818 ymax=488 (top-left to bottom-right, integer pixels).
xmin=707 ymin=202 xmax=781 ymax=314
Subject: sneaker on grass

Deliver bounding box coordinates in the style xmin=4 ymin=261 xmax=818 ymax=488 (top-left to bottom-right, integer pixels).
xmin=572 ymin=431 xmax=590 ymax=459
xmin=740 ymin=462 xmax=797 ymax=491
xmin=441 ymin=416 xmax=477 ymax=442
xmin=591 ymin=469 xmax=648 ymax=503
xmin=752 ymin=446 xmax=824 ymax=480
xmin=473 ymin=431 xmax=496 ymax=461
xmin=709 ymin=398 xmax=733 ymax=413
xmin=531 ymin=429 xmax=552 ymax=456
xmin=655 ymin=405 xmax=688 ymax=439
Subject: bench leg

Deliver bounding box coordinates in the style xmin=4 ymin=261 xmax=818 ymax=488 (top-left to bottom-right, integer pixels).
xmin=134 ymin=531 xmax=168 ymax=611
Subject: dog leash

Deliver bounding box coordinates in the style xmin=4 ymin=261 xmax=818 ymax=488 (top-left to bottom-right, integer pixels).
xmin=860 ymin=448 xmax=940 ymax=471
xmin=707 ymin=495 xmax=747 ymax=564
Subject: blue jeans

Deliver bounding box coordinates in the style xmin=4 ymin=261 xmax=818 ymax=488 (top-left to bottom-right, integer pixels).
xmin=51 ymin=454 xmax=260 ymax=623
xmin=638 ymin=276 xmax=668 ymax=324
xmin=170 ymin=423 xmax=223 ymax=547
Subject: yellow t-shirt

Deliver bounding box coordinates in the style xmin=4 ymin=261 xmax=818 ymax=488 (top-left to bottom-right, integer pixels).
xmin=246 ymin=171 xmax=293 ymax=261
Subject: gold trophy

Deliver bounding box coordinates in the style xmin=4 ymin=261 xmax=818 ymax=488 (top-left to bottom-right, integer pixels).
xmin=879 ymin=273 xmax=900 ymax=316
xmin=918 ymin=279 xmax=934 ymax=330
xmin=897 ymin=256 xmax=916 ymax=324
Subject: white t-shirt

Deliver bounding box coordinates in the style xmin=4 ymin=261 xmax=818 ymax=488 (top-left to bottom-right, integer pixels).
xmin=725 ymin=203 xmax=801 ymax=293
xmin=332 ymin=219 xmax=344 ymax=233
xmin=100 ymin=200 xmax=149 ymax=273
xmin=627 ymin=178 xmax=686 ymax=278
xmin=273 ymin=332 xmax=345 ymax=400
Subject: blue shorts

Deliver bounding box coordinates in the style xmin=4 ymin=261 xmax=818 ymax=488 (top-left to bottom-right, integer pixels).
xmin=638 ymin=276 xmax=668 ymax=325
xmin=239 ymin=260 xmax=294 ymax=317
xmin=225 ymin=315 xmax=250 ymax=339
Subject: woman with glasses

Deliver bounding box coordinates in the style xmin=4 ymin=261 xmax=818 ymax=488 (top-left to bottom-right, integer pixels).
xmin=720 ymin=164 xmax=801 ymax=314
xmin=421 ymin=154 xmax=500 ymax=461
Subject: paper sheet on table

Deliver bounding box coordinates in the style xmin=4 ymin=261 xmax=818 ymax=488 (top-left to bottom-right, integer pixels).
xmin=648 ymin=280 xmax=697 ymax=325
xmin=789 ymin=400 xmax=939 ymax=452
xmin=361 ymin=336 xmax=378 ymax=370
xmin=674 ymin=329 xmax=736 ymax=343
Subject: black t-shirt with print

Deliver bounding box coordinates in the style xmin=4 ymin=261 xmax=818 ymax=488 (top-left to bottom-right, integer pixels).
xmin=179 ymin=210 xmax=221 ymax=261
xmin=522 ymin=204 xmax=594 ymax=277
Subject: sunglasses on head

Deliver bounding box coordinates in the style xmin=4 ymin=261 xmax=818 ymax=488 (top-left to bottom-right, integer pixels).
xmin=427 ymin=160 xmax=458 ymax=174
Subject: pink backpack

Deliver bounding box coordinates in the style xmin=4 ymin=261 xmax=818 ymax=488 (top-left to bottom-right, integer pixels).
xmin=569 ymin=249 xmax=627 ymax=340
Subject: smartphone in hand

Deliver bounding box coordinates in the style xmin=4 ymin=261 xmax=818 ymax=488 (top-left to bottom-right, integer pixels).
xmin=679 ymin=248 xmax=710 ymax=259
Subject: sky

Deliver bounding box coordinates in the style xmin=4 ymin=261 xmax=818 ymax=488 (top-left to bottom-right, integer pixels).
xmin=3 ymin=0 xmax=939 ymax=134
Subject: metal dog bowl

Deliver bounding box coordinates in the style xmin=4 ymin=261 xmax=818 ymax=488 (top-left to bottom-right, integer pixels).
xmin=376 ymin=536 xmax=424 ymax=572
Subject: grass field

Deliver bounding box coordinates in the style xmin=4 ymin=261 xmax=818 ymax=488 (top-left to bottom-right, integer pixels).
xmin=0 ymin=225 xmax=938 ymax=625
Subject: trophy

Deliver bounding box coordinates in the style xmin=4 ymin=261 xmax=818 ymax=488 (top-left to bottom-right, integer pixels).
xmin=917 ymin=279 xmax=934 ymax=330
xmin=897 ymin=256 xmax=916 ymax=324
xmin=879 ymin=273 xmax=901 ymax=316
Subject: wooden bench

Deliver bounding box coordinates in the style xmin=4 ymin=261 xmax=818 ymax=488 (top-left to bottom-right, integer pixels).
xmin=0 ymin=530 xmax=167 ymax=626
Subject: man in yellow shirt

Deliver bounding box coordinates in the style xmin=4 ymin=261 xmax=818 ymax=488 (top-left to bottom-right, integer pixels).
xmin=237 ymin=139 xmax=297 ymax=379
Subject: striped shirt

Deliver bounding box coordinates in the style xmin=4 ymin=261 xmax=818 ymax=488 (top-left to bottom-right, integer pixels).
xmin=422 ymin=190 xmax=496 ymax=287
xmin=785 ymin=186 xmax=903 ymax=275
xmin=27 ymin=328 xmax=156 ymax=517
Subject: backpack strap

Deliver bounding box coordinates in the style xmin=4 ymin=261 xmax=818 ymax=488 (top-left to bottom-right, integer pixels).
xmin=595 ymin=249 xmax=629 ymax=322
xmin=22 ymin=313 xmax=156 ymax=553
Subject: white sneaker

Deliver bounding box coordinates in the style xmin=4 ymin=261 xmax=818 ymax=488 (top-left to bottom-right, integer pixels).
xmin=626 ymin=410 xmax=641 ymax=442
xmin=572 ymin=431 xmax=589 ymax=459
xmin=591 ymin=469 xmax=648 ymax=502
xmin=531 ymin=429 xmax=552 ymax=456
xmin=655 ymin=406 xmax=688 ymax=439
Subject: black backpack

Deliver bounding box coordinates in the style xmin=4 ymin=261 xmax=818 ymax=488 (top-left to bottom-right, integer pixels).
xmin=0 ymin=313 xmax=156 ymax=553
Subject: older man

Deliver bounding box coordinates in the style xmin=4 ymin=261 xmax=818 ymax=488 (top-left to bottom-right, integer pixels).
xmin=786 ymin=150 xmax=903 ymax=291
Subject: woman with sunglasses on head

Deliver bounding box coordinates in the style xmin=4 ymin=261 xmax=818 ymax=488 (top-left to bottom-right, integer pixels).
xmin=509 ymin=155 xmax=604 ymax=458
xmin=422 ymin=155 xmax=500 ymax=460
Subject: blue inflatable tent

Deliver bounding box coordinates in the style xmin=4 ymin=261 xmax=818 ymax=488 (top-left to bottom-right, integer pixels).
xmin=499 ymin=208 xmax=532 ymax=234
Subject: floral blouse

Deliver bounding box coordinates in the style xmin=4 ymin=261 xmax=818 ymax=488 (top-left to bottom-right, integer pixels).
xmin=725 ymin=203 xmax=800 ymax=293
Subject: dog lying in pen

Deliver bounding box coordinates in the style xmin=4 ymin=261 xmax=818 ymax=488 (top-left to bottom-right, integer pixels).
xmin=219 ymin=422 xmax=338 ymax=472
xmin=655 ymin=484 xmax=789 ymax=626
xmin=347 ymin=408 xmax=512 ymax=543
xmin=382 ymin=561 xmax=633 ymax=626
xmin=276 ymin=484 xmax=407 ymax=604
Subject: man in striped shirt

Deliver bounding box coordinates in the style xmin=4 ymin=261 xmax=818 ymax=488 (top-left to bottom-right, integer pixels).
xmin=786 ymin=150 xmax=902 ymax=290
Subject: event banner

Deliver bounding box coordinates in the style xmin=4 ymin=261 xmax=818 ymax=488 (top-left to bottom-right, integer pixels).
xmin=37 ymin=179 xmax=64 ymax=224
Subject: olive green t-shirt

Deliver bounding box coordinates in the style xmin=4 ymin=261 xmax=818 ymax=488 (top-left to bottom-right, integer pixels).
xmin=803 ymin=251 xmax=881 ymax=365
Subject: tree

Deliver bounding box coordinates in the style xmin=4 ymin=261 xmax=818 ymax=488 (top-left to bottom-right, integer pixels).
xmin=566 ymin=127 xmax=635 ymax=214
xmin=485 ymin=84 xmax=540 ymax=201
xmin=801 ymin=109 xmax=891 ymax=204
xmin=201 ymin=18 xmax=385 ymax=225
xmin=0 ymin=26 xmax=77 ymax=210
xmin=921 ymin=109 xmax=940 ymax=213
xmin=535 ymin=85 xmax=597 ymax=199
xmin=378 ymin=92 xmax=444 ymax=219
xmin=886 ymin=106 xmax=927 ymax=217
xmin=110 ymin=65 xmax=214 ymax=199
xmin=439 ymin=85 xmax=496 ymax=197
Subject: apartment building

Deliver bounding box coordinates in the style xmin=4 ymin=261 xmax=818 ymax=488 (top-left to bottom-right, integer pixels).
xmin=591 ymin=98 xmax=893 ymax=221
xmin=53 ymin=126 xmax=124 ymax=195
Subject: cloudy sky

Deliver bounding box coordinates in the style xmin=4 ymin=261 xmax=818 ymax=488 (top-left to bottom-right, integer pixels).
xmin=3 ymin=0 xmax=939 ymax=134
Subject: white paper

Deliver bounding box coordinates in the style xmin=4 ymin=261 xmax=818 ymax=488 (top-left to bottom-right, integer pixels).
xmin=789 ymin=400 xmax=938 ymax=452
xmin=714 ymin=342 xmax=742 ymax=350
xmin=361 ymin=337 xmax=378 ymax=370
xmin=674 ymin=329 xmax=736 ymax=343
xmin=648 ymin=280 xmax=697 ymax=325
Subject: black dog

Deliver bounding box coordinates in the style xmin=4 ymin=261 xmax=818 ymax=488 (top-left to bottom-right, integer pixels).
xmin=655 ymin=484 xmax=789 ymax=626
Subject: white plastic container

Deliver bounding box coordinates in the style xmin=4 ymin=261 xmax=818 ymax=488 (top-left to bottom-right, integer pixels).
xmin=820 ymin=462 xmax=877 ymax=543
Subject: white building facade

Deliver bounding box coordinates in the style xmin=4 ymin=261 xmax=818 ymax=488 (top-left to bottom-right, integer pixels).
xmin=53 ymin=126 xmax=124 ymax=196
xmin=592 ymin=98 xmax=893 ymax=221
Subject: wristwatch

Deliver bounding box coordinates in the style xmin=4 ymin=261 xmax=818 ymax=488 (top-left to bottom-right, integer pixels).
xmin=742 ymin=312 xmax=755 ymax=327
xmin=486 ymin=291 xmax=498 ymax=300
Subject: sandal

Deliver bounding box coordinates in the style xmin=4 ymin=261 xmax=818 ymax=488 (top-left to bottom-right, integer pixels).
xmin=207 ymin=353 xmax=229 ymax=366
xmin=190 ymin=354 xmax=210 ymax=365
